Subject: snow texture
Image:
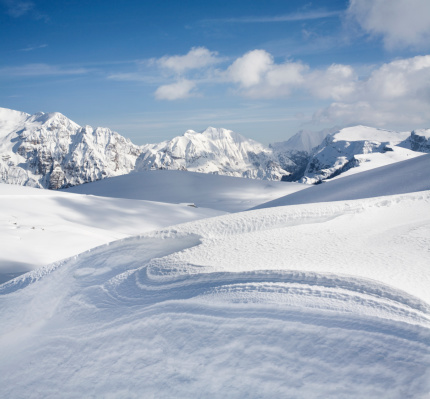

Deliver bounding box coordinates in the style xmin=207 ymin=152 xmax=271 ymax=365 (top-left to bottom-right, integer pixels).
xmin=0 ymin=183 xmax=224 ymax=281
xmin=1 ymin=190 xmax=430 ymax=398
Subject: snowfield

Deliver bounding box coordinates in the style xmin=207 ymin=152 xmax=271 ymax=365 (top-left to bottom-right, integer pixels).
xmin=63 ymin=169 xmax=308 ymax=212
xmin=0 ymin=183 xmax=224 ymax=282
xmin=254 ymin=153 xmax=430 ymax=209
xmin=1 ymin=188 xmax=430 ymax=398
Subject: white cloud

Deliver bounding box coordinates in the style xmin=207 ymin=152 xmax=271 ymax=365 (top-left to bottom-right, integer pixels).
xmin=210 ymin=10 xmax=341 ymax=23
xmin=313 ymin=55 xmax=430 ymax=127
xmin=0 ymin=63 xmax=90 ymax=76
xmin=227 ymin=50 xmax=273 ymax=88
xmin=307 ymin=64 xmax=357 ymax=101
xmin=226 ymin=50 xmax=307 ymax=97
xmin=347 ymin=0 xmax=430 ymax=49
xmin=154 ymin=79 xmax=196 ymax=100
xmin=156 ymin=47 xmax=220 ymax=74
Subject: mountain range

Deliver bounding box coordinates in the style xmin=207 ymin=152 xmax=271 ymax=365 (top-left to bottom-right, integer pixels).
xmin=0 ymin=107 xmax=429 ymax=189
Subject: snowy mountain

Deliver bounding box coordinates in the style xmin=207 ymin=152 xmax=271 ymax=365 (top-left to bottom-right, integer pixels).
xmin=401 ymin=128 xmax=430 ymax=153
xmin=299 ymin=125 xmax=426 ymax=184
xmin=136 ymin=127 xmax=289 ymax=180
xmin=253 ymin=153 xmax=430 ymax=209
xmin=1 ymin=107 xmax=429 ymax=189
xmin=0 ymin=108 xmax=291 ymax=188
xmin=270 ymin=127 xmax=338 ymax=181
xmin=0 ymin=107 xmax=141 ymax=189
xmin=271 ymin=126 xmax=337 ymax=153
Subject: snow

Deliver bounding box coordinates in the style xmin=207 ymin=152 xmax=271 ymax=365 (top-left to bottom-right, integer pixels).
xmin=299 ymin=125 xmax=426 ymax=184
xmin=0 ymin=183 xmax=224 ymax=282
xmin=254 ymin=153 xmax=430 ymax=209
xmin=1 ymin=187 xmax=430 ymax=397
xmin=332 ymin=125 xmax=410 ymax=143
xmin=1 ymin=113 xmax=430 ymax=397
xmin=63 ymin=169 xmax=308 ymax=212
xmin=136 ymin=126 xmax=289 ymax=180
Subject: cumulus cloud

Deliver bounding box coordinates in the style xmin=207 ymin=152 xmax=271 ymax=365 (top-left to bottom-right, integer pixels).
xmin=347 ymin=0 xmax=430 ymax=49
xmin=313 ymin=55 xmax=430 ymax=126
xmin=154 ymin=79 xmax=197 ymax=100
xmin=146 ymin=46 xmax=430 ymax=129
xmin=225 ymin=49 xmax=307 ymax=97
xmin=227 ymin=50 xmax=273 ymax=87
xmin=307 ymin=64 xmax=357 ymax=101
xmin=156 ymin=47 xmax=220 ymax=74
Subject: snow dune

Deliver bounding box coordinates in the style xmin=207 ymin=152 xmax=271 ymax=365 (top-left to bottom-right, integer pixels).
xmin=1 ymin=190 xmax=429 ymax=397
xmin=63 ymin=169 xmax=308 ymax=212
xmin=0 ymin=183 xmax=224 ymax=282
xmin=253 ymin=153 xmax=430 ymax=209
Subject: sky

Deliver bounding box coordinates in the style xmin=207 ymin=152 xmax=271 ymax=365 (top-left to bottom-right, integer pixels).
xmin=1 ymin=0 xmax=430 ymax=145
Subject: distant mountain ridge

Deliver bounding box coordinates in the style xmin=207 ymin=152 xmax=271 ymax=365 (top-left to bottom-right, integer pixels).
xmin=0 ymin=107 xmax=429 ymax=189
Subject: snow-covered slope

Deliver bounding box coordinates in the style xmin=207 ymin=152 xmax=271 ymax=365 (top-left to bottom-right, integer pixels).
xmin=0 ymin=183 xmax=224 ymax=282
xmin=64 ymin=169 xmax=308 ymax=212
xmin=0 ymin=107 xmax=142 ymax=189
xmin=136 ymin=127 xmax=289 ymax=180
xmin=1 ymin=191 xmax=429 ymax=398
xmin=253 ymin=153 xmax=430 ymax=209
xmin=300 ymin=125 xmax=424 ymax=184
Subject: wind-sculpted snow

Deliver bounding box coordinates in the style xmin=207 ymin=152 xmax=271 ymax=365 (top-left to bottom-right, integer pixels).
xmin=1 ymin=191 xmax=430 ymax=397
xmin=0 ymin=182 xmax=224 ymax=281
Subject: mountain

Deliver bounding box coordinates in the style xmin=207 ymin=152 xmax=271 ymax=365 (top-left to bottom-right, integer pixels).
xmin=401 ymin=128 xmax=430 ymax=152
xmin=135 ymin=127 xmax=290 ymax=180
xmin=0 ymin=108 xmax=291 ymax=188
xmin=252 ymin=153 xmax=430 ymax=209
xmin=1 ymin=107 xmax=429 ymax=189
xmin=299 ymin=125 xmax=425 ymax=184
xmin=270 ymin=126 xmax=339 ymax=181
xmin=0 ymin=107 xmax=141 ymax=189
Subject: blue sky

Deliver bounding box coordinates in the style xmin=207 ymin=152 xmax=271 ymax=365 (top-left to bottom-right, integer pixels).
xmin=1 ymin=0 xmax=430 ymax=144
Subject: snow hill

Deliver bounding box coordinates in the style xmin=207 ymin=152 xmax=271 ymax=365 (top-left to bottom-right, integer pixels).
xmin=1 ymin=190 xmax=429 ymax=397
xmin=0 ymin=183 xmax=224 ymax=283
xmin=64 ymin=170 xmax=308 ymax=212
xmin=253 ymin=153 xmax=430 ymax=209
